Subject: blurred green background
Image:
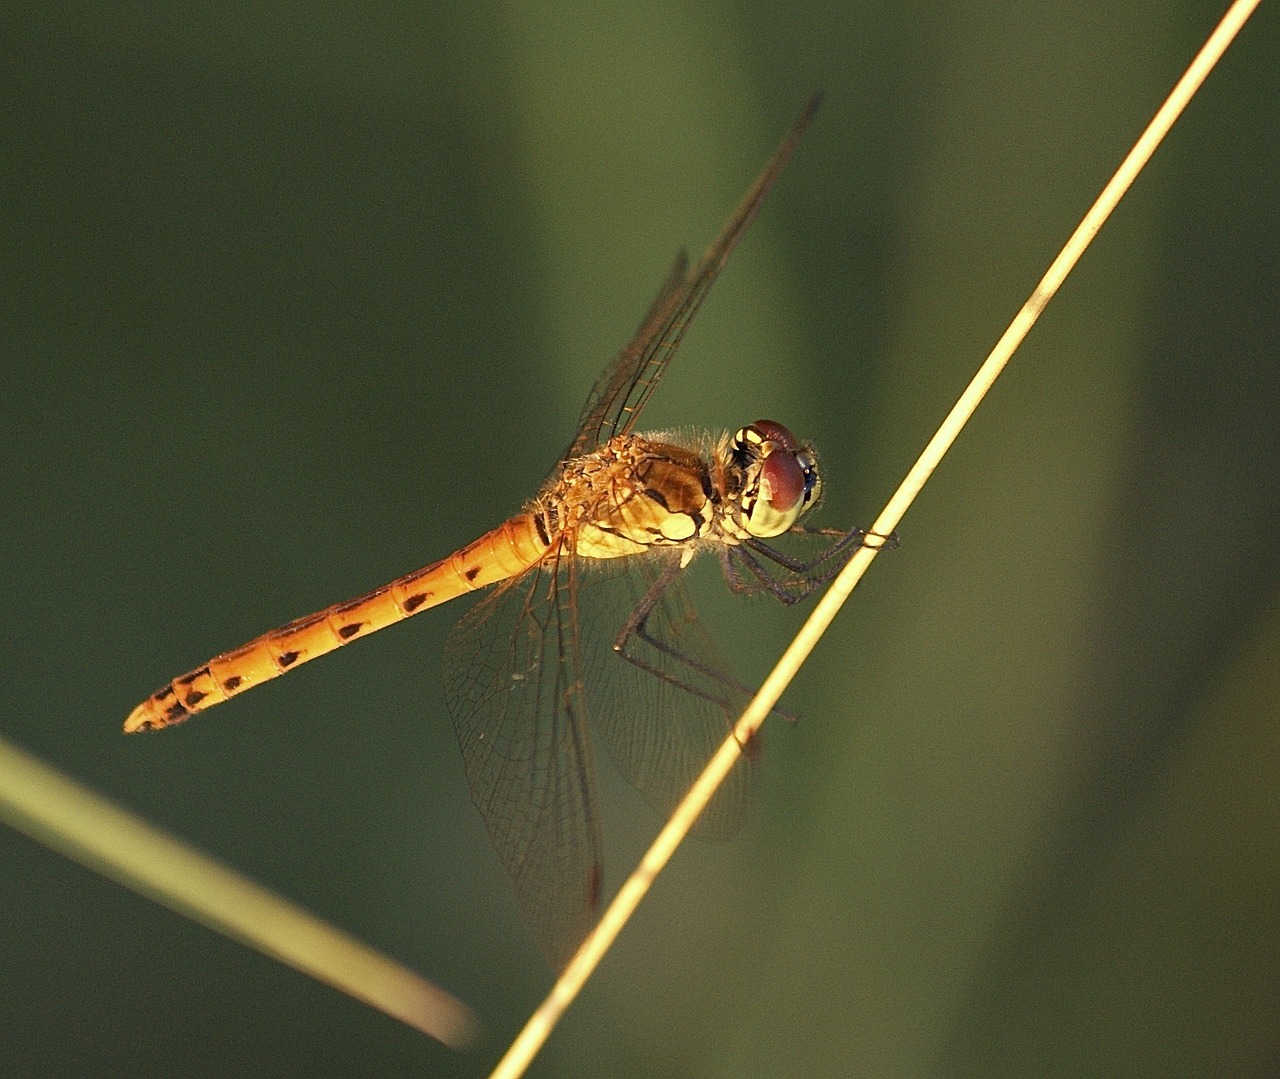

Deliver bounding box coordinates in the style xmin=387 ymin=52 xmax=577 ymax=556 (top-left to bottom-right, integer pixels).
xmin=3 ymin=3 xmax=1278 ymax=1076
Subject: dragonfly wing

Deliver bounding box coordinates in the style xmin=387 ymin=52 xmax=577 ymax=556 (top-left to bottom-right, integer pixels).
xmin=443 ymin=543 xmax=601 ymax=971
xmin=567 ymin=248 xmax=689 ymax=461
xmin=580 ymin=553 xmax=758 ymax=841
xmin=565 ymin=93 xmax=822 ymax=461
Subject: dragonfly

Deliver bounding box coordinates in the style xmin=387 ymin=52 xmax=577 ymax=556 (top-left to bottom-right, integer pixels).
xmin=125 ymin=93 xmax=878 ymax=969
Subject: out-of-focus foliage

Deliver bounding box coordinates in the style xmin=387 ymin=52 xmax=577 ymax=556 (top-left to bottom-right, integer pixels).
xmin=2 ymin=3 xmax=1276 ymax=1076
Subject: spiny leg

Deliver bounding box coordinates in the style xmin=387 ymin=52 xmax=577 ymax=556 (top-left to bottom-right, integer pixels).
xmin=722 ymin=527 xmax=896 ymax=604
xmin=610 ymin=556 xmax=785 ymax=736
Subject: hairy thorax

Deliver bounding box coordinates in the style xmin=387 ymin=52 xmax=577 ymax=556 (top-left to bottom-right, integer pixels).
xmin=535 ymin=433 xmax=743 ymax=560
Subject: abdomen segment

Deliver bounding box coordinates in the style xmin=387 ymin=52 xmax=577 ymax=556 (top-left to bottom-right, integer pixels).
xmin=124 ymin=514 xmax=545 ymax=732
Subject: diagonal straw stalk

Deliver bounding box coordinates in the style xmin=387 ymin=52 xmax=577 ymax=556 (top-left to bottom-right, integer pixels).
xmin=490 ymin=0 xmax=1262 ymax=1075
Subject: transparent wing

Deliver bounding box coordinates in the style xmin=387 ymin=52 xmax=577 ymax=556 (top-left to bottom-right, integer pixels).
xmin=443 ymin=542 xmax=760 ymax=969
xmin=566 ymin=248 xmax=688 ymax=460
xmin=566 ymin=93 xmax=822 ymax=461
xmin=580 ymin=552 xmax=758 ymax=841
xmin=443 ymin=542 xmax=601 ymax=972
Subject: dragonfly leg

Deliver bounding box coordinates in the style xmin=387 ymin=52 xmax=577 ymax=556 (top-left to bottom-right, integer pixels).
xmin=610 ymin=558 xmax=784 ymax=737
xmin=723 ymin=527 xmax=897 ymax=604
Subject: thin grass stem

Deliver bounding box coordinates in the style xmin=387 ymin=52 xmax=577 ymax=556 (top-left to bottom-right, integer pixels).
xmin=489 ymin=2 xmax=1261 ymax=1074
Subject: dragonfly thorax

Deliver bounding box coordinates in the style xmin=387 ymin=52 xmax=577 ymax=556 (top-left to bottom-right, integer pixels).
xmin=545 ymin=434 xmax=722 ymax=561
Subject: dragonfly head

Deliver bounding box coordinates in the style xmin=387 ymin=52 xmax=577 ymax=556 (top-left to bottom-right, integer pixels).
xmin=730 ymin=419 xmax=822 ymax=538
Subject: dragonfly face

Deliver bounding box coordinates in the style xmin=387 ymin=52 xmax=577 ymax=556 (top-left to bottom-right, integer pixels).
xmin=727 ymin=419 xmax=823 ymax=539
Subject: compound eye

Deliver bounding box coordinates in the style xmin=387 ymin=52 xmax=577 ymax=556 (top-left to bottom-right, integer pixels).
xmin=733 ymin=419 xmax=800 ymax=463
xmin=734 ymin=419 xmax=820 ymax=538
xmin=760 ymin=449 xmax=805 ymax=513
xmin=743 ymin=446 xmax=817 ymax=538
xmin=748 ymin=419 xmax=799 ymax=451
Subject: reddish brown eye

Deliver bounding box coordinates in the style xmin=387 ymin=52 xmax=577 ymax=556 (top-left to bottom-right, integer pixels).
xmin=761 ymin=450 xmax=805 ymax=511
xmin=749 ymin=419 xmax=799 ymax=450
xmin=734 ymin=419 xmax=819 ymax=537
